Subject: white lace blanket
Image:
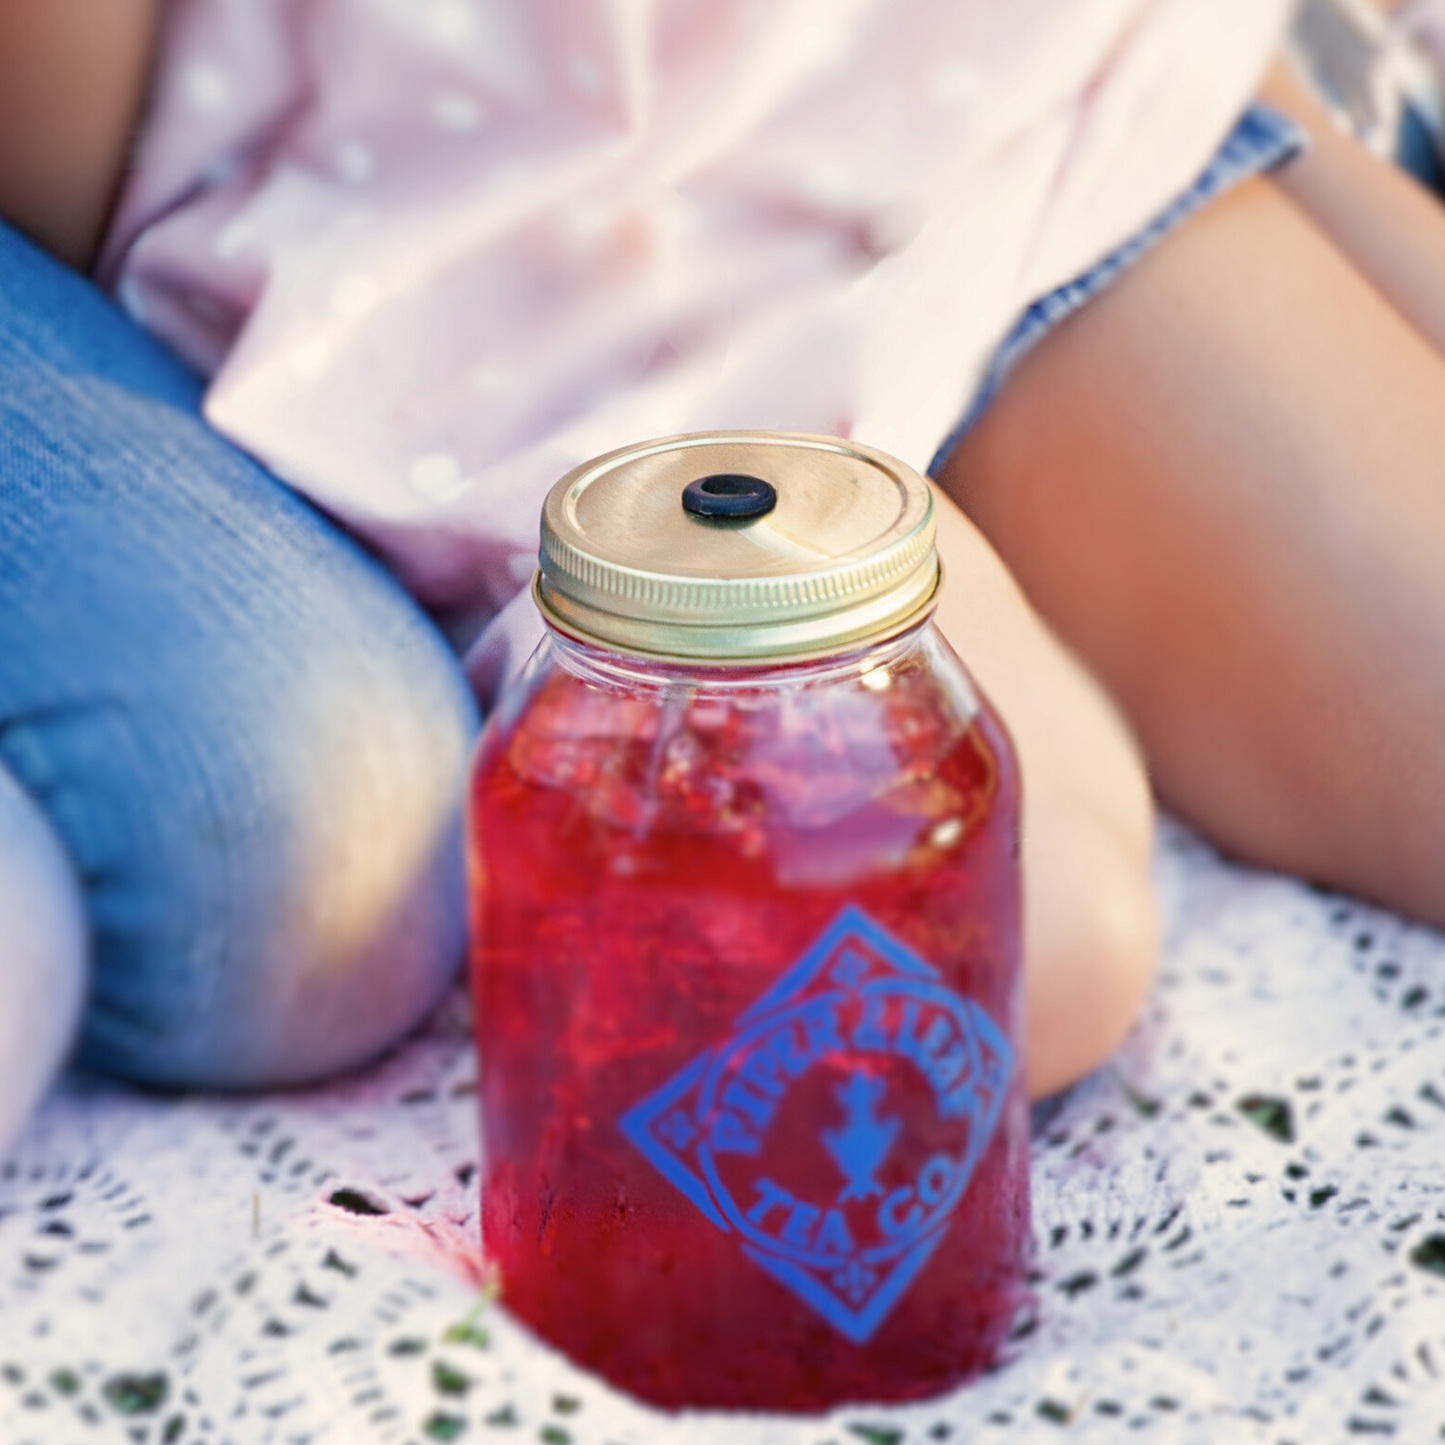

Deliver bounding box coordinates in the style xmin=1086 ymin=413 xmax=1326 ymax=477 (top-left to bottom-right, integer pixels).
xmin=4 ymin=821 xmax=1444 ymax=1445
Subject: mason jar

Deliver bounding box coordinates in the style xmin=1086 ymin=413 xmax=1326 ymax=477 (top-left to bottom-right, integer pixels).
xmin=469 ymin=432 xmax=1028 ymax=1412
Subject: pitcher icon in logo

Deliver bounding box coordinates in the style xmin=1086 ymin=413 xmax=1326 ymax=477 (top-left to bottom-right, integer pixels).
xmin=619 ymin=905 xmax=1012 ymax=1343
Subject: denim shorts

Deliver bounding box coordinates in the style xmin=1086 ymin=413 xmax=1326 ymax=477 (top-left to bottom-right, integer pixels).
xmin=929 ymin=104 xmax=1308 ymax=474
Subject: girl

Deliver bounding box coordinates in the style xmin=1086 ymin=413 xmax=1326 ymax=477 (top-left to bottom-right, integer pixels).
xmin=1 ymin=0 xmax=1439 ymax=1153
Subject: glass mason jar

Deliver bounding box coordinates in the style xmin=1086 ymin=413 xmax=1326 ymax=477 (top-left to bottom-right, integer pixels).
xmin=469 ymin=433 xmax=1028 ymax=1413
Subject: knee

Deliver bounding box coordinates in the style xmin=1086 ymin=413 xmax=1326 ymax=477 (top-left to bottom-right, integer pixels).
xmin=75 ymin=600 xmax=481 ymax=1090
xmin=1023 ymin=796 xmax=1159 ymax=1099
xmin=926 ymin=483 xmax=1160 ymax=1098
xmin=0 ymin=306 xmax=482 ymax=1090
xmin=0 ymin=769 xmax=86 ymax=1155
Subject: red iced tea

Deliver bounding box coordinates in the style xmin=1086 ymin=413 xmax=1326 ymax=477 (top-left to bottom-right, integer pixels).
xmin=470 ymin=621 xmax=1028 ymax=1411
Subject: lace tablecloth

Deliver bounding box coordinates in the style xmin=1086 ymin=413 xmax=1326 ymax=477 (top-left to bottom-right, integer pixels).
xmin=4 ymin=820 xmax=1444 ymax=1445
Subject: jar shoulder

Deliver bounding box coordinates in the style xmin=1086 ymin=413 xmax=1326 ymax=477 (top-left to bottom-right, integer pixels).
xmin=472 ymin=624 xmax=1019 ymax=835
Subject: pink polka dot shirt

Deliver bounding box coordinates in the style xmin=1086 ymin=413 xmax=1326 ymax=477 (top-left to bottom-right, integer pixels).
xmin=100 ymin=0 xmax=1291 ymax=673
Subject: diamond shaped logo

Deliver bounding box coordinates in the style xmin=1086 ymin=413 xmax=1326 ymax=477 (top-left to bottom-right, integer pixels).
xmin=619 ymin=905 xmax=1012 ymax=1343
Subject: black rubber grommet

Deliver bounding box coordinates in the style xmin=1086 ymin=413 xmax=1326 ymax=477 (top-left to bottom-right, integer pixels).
xmin=681 ymin=473 xmax=777 ymax=520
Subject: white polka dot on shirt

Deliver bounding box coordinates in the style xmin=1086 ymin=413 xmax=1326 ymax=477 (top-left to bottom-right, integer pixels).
xmin=213 ymin=218 xmax=255 ymax=261
xmin=567 ymin=53 xmax=604 ymax=97
xmin=431 ymin=92 xmax=483 ymax=131
xmin=929 ymin=62 xmax=981 ymax=109
xmin=334 ymin=140 xmax=375 ymax=184
xmin=506 ymin=552 xmax=538 ymax=585
xmin=425 ymin=0 xmax=475 ymax=49
xmin=290 ymin=335 xmax=333 ymax=380
xmin=182 ymin=61 xmax=232 ymax=113
xmin=408 ymin=452 xmax=471 ymax=501
xmin=329 ymin=271 xmax=382 ymax=319
xmin=559 ymin=203 xmax=614 ymax=248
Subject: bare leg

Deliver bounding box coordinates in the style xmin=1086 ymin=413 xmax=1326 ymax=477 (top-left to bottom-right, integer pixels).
xmin=940 ymin=173 xmax=1445 ymax=929
xmin=0 ymin=0 xmax=160 ymax=268
xmin=928 ymin=485 xmax=1157 ymax=1098
xmin=1260 ymin=59 xmax=1445 ymax=353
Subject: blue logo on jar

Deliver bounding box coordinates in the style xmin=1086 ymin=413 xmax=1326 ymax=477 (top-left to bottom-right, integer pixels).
xmin=618 ymin=905 xmax=1013 ymax=1343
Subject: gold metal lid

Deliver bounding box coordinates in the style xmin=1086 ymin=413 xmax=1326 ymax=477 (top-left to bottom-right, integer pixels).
xmin=535 ymin=432 xmax=940 ymax=662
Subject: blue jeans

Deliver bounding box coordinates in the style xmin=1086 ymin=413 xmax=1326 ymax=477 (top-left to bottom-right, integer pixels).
xmin=0 ymin=220 xmax=479 ymax=1132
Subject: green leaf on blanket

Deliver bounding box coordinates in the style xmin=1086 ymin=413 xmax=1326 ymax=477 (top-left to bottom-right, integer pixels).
xmin=102 ymin=1372 xmax=168 ymax=1415
xmin=847 ymin=1425 xmax=903 ymax=1444
xmin=444 ymin=1320 xmax=491 ymax=1350
xmin=445 ymin=1278 xmax=499 ymax=1352
xmin=1119 ymin=1078 xmax=1162 ymax=1118
xmin=424 ymin=1411 xmax=468 ymax=1441
xmin=1237 ymin=1094 xmax=1294 ymax=1143
xmin=1409 ymin=1233 xmax=1445 ymax=1276
xmin=432 ymin=1360 xmax=471 ymax=1396
xmin=1111 ymin=1246 xmax=1147 ymax=1277
xmin=322 ymin=1248 xmax=359 ymax=1277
